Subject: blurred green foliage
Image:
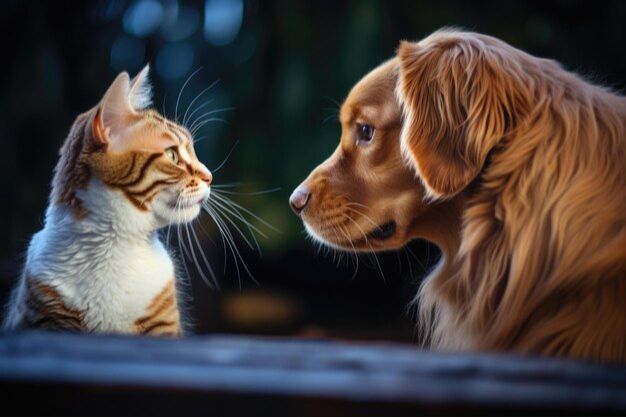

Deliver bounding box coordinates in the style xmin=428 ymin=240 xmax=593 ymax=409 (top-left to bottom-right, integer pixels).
xmin=2 ymin=0 xmax=626 ymax=258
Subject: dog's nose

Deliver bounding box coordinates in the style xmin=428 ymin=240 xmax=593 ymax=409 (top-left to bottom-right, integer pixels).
xmin=289 ymin=185 xmax=311 ymax=215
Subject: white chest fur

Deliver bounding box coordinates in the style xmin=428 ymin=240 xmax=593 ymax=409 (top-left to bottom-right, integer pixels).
xmin=24 ymin=179 xmax=176 ymax=333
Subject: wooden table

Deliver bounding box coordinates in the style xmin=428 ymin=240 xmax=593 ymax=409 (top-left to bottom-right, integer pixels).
xmin=1 ymin=331 xmax=625 ymax=416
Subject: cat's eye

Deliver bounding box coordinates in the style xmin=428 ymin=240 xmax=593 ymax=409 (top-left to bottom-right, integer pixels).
xmin=356 ymin=123 xmax=375 ymax=144
xmin=165 ymin=147 xmax=179 ymax=164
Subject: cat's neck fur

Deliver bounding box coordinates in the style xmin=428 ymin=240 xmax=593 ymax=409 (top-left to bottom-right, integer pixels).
xmin=45 ymin=177 xmax=158 ymax=243
xmin=25 ymin=178 xmax=174 ymax=333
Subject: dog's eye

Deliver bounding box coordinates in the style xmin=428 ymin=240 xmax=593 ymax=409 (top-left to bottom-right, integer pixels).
xmin=356 ymin=123 xmax=375 ymax=144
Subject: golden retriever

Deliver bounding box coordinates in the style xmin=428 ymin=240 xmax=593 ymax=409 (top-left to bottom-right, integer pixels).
xmin=290 ymin=29 xmax=626 ymax=363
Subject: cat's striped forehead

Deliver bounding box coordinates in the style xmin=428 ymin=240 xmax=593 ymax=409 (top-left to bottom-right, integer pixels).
xmin=107 ymin=109 xmax=194 ymax=154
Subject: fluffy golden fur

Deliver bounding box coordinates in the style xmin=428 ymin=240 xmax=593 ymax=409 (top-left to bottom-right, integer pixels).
xmin=292 ymin=29 xmax=626 ymax=362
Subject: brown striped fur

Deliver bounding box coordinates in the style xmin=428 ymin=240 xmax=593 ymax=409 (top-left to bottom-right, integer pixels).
xmin=4 ymin=66 xmax=213 ymax=336
xmin=53 ymin=107 xmax=210 ymax=218
xmin=21 ymin=275 xmax=85 ymax=331
xmin=134 ymin=280 xmax=181 ymax=337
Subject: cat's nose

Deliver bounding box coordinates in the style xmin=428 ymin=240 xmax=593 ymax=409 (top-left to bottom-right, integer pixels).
xmin=201 ymin=170 xmax=213 ymax=185
xmin=289 ymin=184 xmax=311 ymax=215
xmin=196 ymin=165 xmax=212 ymax=185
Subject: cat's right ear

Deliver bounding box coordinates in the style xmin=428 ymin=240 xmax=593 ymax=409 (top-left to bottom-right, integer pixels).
xmin=93 ymin=66 xmax=153 ymax=146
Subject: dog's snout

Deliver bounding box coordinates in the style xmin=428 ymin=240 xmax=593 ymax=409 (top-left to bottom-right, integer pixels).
xmin=289 ymin=185 xmax=311 ymax=215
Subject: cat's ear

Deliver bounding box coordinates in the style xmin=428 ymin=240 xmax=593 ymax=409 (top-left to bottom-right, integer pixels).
xmin=93 ymin=65 xmax=153 ymax=145
xmin=129 ymin=64 xmax=153 ymax=111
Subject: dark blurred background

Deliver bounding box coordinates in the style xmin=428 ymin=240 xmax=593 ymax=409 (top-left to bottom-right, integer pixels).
xmin=1 ymin=0 xmax=625 ymax=341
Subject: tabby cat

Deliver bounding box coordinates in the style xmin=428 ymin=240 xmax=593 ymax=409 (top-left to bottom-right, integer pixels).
xmin=3 ymin=66 xmax=212 ymax=336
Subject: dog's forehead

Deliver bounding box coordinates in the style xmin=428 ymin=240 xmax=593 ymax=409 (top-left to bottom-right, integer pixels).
xmin=341 ymin=58 xmax=400 ymax=123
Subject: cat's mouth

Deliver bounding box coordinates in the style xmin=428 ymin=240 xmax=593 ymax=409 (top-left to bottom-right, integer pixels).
xmin=167 ymin=196 xmax=205 ymax=210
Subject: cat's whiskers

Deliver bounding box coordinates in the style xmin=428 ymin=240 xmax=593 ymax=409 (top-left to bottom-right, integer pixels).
xmin=210 ymin=187 xmax=281 ymax=196
xmin=174 ymin=198 xmax=195 ymax=293
xmin=183 ymin=219 xmax=217 ymax=289
xmin=182 ymin=79 xmax=220 ymax=127
xmin=165 ymin=76 xmax=278 ymax=288
xmin=189 ymin=110 xmax=233 ymax=136
xmin=164 ymin=194 xmax=182 ymax=244
xmin=184 ymin=100 xmax=214 ymax=132
xmin=211 ymin=141 xmax=239 ymax=174
xmin=201 ymin=201 xmax=250 ymax=287
xmin=214 ymin=195 xmax=265 ymax=256
xmin=211 ymin=182 xmax=242 ymax=188
xmin=175 ymin=67 xmax=203 ymax=123
xmin=211 ymin=192 xmax=269 ymax=238
xmin=211 ymin=190 xmax=279 ymax=232
xmin=196 ymin=185 xmax=280 ymax=286
xmin=208 ymin=197 xmax=260 ymax=250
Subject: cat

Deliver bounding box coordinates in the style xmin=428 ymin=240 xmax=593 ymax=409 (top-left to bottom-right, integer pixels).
xmin=2 ymin=65 xmax=213 ymax=336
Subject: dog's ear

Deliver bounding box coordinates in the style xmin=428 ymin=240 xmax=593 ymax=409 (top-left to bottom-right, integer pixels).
xmin=396 ymin=34 xmax=511 ymax=199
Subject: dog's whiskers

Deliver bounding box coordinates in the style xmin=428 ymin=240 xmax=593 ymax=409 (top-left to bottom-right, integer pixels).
xmin=345 ymin=205 xmax=380 ymax=230
xmin=336 ymin=223 xmax=360 ymax=279
xmin=344 ymin=213 xmax=386 ymax=282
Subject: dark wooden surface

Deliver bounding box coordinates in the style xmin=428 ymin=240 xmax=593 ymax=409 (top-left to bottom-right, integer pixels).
xmin=1 ymin=331 xmax=625 ymax=416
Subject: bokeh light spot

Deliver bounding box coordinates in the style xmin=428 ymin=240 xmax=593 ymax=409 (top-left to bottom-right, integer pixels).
xmin=123 ymin=0 xmax=164 ymax=37
xmin=203 ymin=0 xmax=243 ymax=46
xmin=162 ymin=4 xmax=201 ymax=41
xmin=156 ymin=42 xmax=194 ymax=79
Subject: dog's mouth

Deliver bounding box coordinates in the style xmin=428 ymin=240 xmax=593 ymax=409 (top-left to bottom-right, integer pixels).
xmin=368 ymin=221 xmax=396 ymax=240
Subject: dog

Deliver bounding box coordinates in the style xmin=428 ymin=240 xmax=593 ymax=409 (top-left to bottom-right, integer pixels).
xmin=290 ymin=29 xmax=626 ymax=363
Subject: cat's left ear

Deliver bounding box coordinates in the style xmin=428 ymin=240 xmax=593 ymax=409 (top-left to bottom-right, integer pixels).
xmin=93 ymin=65 xmax=153 ymax=145
xmin=128 ymin=64 xmax=153 ymax=111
